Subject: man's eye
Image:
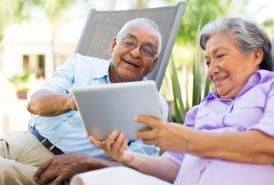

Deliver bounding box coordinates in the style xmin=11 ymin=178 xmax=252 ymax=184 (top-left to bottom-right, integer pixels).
xmin=143 ymin=49 xmax=154 ymax=56
xmin=142 ymin=46 xmax=156 ymax=57
xmin=124 ymin=41 xmax=135 ymax=46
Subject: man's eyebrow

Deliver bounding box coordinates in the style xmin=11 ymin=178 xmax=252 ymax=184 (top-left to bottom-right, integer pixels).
xmin=124 ymin=33 xmax=158 ymax=48
xmin=124 ymin=33 xmax=137 ymax=39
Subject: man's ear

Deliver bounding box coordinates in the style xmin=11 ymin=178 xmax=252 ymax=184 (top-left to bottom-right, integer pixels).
xmin=109 ymin=38 xmax=117 ymax=54
xmin=148 ymin=57 xmax=158 ymax=72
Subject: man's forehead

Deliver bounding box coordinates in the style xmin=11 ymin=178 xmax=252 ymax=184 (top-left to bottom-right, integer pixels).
xmin=122 ymin=26 xmax=158 ymax=44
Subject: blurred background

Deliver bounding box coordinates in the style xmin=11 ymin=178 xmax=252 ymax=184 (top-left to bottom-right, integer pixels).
xmin=0 ymin=0 xmax=273 ymax=136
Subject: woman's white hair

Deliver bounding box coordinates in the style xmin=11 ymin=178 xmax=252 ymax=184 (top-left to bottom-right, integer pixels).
xmin=199 ymin=17 xmax=273 ymax=71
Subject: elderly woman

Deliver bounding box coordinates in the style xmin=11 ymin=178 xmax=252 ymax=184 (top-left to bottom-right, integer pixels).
xmin=72 ymin=17 xmax=274 ymax=185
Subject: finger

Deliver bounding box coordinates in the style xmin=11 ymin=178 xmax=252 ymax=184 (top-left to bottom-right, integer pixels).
xmin=39 ymin=171 xmax=57 ymax=185
xmin=112 ymin=133 xmax=126 ymax=158
xmin=89 ymin=136 xmax=104 ymax=149
xmin=135 ymin=128 xmax=158 ymax=140
xmin=134 ymin=115 xmax=162 ymax=129
xmin=105 ymin=131 xmax=118 ymax=152
xmin=118 ymin=136 xmax=128 ymax=157
xmin=35 ymin=159 xmax=52 ymax=180
xmin=52 ymin=175 xmax=67 ymax=185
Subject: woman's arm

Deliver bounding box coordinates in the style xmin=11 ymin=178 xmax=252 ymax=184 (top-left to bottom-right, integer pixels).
xmin=187 ymin=129 xmax=274 ymax=164
xmin=135 ymin=116 xmax=274 ymax=164
xmin=126 ymin=151 xmax=179 ymax=183
xmin=90 ymin=132 xmax=179 ymax=183
xmin=27 ymin=89 xmax=77 ymax=116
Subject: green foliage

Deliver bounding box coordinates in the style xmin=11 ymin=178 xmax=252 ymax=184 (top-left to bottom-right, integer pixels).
xmin=0 ymin=0 xmax=73 ymax=44
xmin=168 ymin=10 xmax=212 ymax=123
xmin=169 ymin=53 xmax=211 ymax=123
xmin=30 ymin=0 xmax=72 ymax=21
xmin=9 ymin=71 xmax=32 ymax=91
xmin=177 ymin=0 xmax=232 ymax=46
xmin=169 ymin=57 xmax=186 ymax=123
xmin=0 ymin=0 xmax=32 ymax=43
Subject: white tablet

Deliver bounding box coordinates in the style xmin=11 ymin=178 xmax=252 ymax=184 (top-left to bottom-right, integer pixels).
xmin=72 ymin=81 xmax=163 ymax=140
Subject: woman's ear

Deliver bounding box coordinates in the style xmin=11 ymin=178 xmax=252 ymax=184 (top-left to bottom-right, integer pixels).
xmin=252 ymin=49 xmax=264 ymax=66
xmin=109 ymin=38 xmax=117 ymax=54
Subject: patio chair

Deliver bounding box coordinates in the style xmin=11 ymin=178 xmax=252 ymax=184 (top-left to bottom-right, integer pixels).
xmin=75 ymin=2 xmax=186 ymax=90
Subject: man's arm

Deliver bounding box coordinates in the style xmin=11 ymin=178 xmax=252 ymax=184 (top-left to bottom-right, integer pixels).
xmin=35 ymin=154 xmax=123 ymax=185
xmin=27 ymin=55 xmax=78 ymax=116
xmin=27 ymin=89 xmax=77 ymax=116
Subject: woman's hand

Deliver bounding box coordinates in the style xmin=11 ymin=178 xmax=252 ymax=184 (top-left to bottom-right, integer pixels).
xmin=135 ymin=115 xmax=191 ymax=153
xmin=89 ymin=131 xmax=134 ymax=163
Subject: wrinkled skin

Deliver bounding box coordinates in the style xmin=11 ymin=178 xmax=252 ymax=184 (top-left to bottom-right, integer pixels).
xmin=34 ymin=153 xmax=114 ymax=185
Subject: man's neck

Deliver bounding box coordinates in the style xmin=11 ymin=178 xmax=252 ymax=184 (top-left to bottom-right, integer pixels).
xmin=108 ymin=63 xmax=123 ymax=83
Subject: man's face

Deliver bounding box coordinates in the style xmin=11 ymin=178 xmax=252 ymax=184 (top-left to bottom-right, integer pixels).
xmin=110 ymin=24 xmax=159 ymax=81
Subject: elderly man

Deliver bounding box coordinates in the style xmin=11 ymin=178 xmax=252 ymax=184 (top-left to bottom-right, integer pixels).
xmin=0 ymin=18 xmax=168 ymax=185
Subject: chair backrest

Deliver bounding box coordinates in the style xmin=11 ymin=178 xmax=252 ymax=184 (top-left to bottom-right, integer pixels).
xmin=75 ymin=2 xmax=186 ymax=90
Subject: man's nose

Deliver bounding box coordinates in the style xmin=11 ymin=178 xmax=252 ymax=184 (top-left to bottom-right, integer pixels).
xmin=130 ymin=45 xmax=142 ymax=57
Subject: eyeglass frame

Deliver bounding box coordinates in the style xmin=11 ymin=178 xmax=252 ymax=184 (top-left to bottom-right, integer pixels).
xmin=117 ymin=34 xmax=159 ymax=58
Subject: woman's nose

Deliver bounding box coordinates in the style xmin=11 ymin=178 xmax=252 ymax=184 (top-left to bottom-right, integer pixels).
xmin=208 ymin=61 xmax=220 ymax=75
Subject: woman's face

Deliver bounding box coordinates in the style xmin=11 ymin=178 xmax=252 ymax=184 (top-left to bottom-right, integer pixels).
xmin=205 ymin=33 xmax=261 ymax=99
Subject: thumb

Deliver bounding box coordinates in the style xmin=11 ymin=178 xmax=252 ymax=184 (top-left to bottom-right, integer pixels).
xmin=89 ymin=136 xmax=104 ymax=149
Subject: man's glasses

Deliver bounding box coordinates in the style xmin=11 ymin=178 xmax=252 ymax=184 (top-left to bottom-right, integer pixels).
xmin=119 ymin=35 xmax=158 ymax=58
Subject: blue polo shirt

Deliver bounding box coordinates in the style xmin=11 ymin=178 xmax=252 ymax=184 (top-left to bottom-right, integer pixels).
xmin=28 ymin=53 xmax=168 ymax=158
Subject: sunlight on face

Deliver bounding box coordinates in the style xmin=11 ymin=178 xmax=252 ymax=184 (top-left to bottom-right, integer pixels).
xmin=110 ymin=24 xmax=159 ymax=82
xmin=205 ymin=33 xmax=260 ymax=99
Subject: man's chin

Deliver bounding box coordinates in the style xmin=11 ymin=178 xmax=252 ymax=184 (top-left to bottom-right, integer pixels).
xmin=120 ymin=74 xmax=142 ymax=82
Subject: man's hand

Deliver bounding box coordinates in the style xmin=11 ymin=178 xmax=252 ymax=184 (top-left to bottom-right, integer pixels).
xmin=34 ymin=153 xmax=108 ymax=185
xmin=66 ymin=94 xmax=78 ymax=111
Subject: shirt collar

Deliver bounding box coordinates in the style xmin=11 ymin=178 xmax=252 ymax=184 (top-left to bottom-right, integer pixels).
xmin=235 ymin=70 xmax=262 ymax=98
xmin=90 ymin=59 xmax=112 ymax=79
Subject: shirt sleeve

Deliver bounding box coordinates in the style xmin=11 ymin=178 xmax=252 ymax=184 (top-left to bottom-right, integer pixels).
xmin=128 ymin=140 xmax=160 ymax=155
xmin=40 ymin=55 xmax=77 ymax=94
xmin=161 ymin=151 xmax=184 ymax=165
xmin=183 ymin=105 xmax=200 ymax=127
xmin=250 ymin=82 xmax=274 ymax=137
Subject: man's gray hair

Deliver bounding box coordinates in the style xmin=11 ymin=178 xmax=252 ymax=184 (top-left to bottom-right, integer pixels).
xmin=117 ymin=18 xmax=162 ymax=55
xmin=199 ymin=17 xmax=273 ymax=71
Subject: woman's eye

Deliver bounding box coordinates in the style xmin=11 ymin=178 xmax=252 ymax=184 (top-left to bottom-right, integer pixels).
xmin=216 ymin=54 xmax=225 ymax=58
xmin=206 ymin=60 xmax=211 ymax=66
